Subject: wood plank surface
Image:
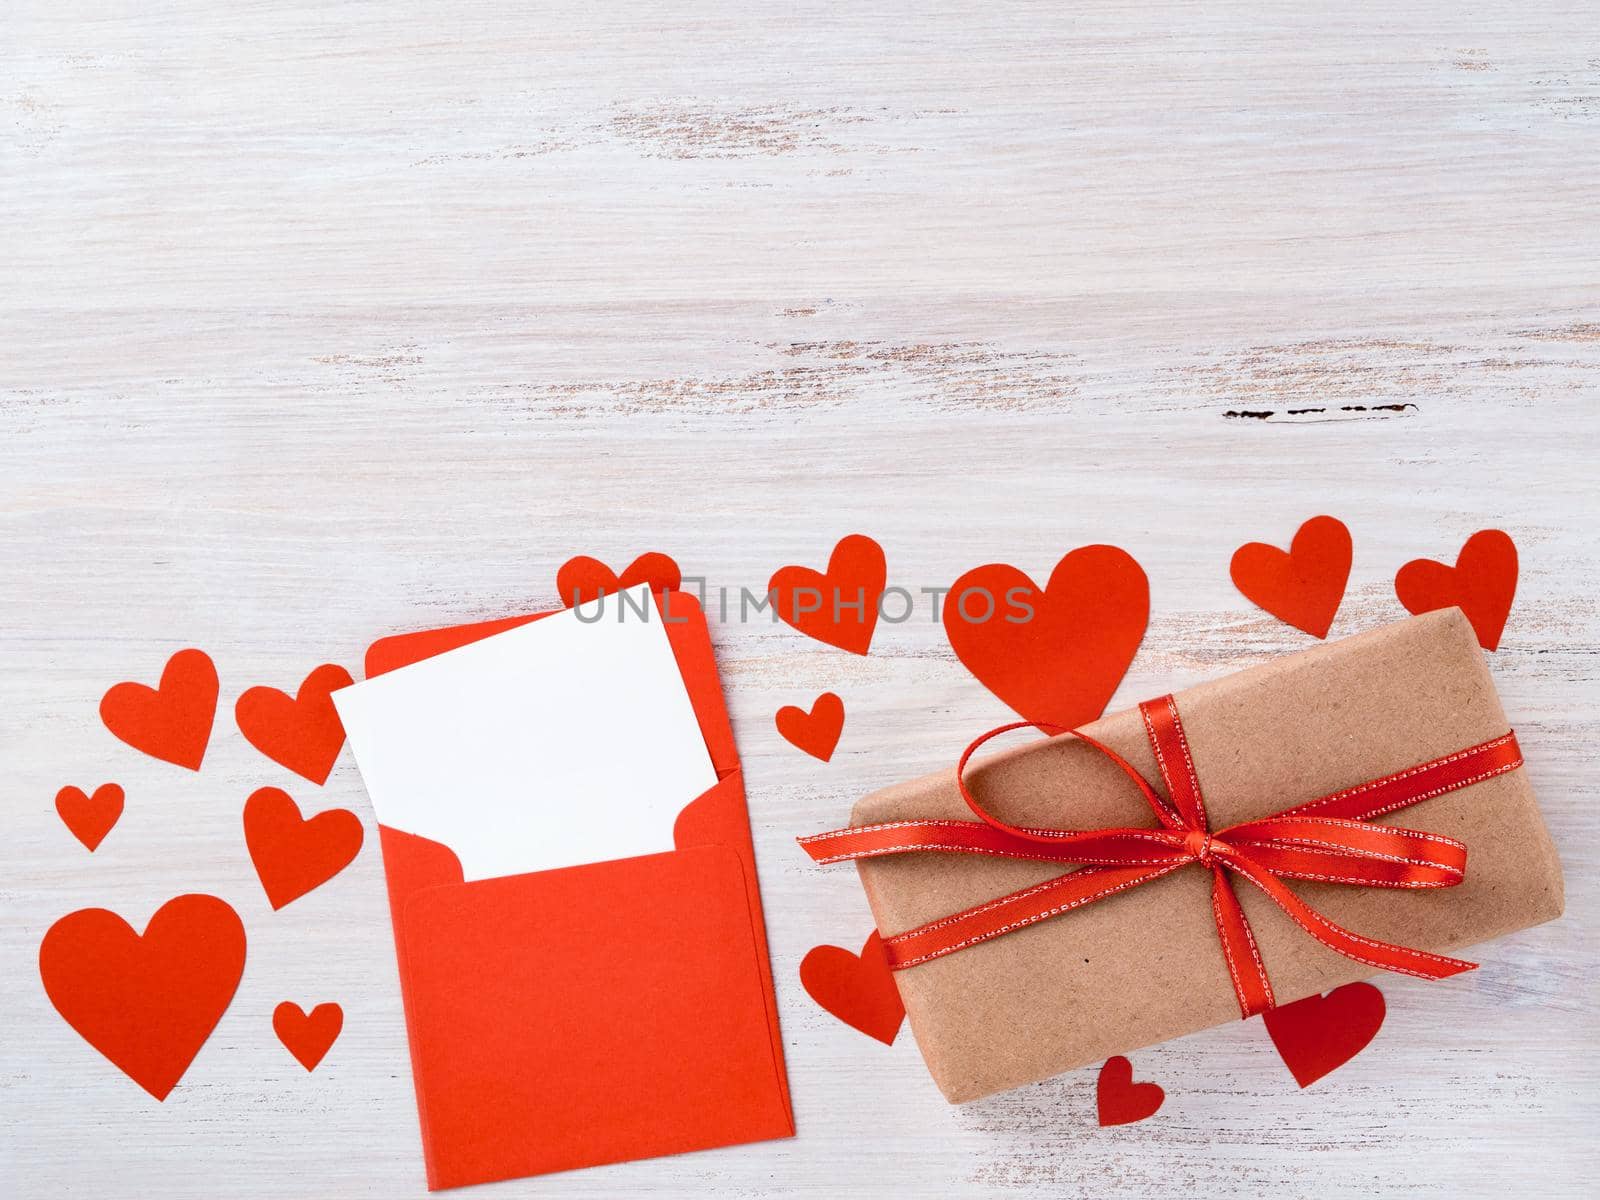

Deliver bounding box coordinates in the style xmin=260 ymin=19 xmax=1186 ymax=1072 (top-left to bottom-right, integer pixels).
xmin=3 ymin=3 xmax=1596 ymax=1197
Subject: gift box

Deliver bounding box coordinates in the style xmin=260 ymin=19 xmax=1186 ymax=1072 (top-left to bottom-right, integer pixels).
xmin=810 ymin=610 xmax=1563 ymax=1103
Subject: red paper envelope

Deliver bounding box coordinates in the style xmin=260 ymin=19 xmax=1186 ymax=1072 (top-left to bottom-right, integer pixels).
xmin=362 ymin=592 xmax=793 ymax=1190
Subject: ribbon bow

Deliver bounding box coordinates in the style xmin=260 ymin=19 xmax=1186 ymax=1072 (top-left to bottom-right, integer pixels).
xmin=800 ymin=694 xmax=1523 ymax=1016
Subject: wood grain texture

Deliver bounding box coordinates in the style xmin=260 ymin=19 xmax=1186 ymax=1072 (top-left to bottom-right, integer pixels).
xmin=2 ymin=2 xmax=1597 ymax=1197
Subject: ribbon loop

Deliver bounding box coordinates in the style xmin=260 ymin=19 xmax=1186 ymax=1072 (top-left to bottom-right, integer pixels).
xmin=954 ymin=720 xmax=1178 ymax=836
xmin=798 ymin=693 xmax=1522 ymax=1018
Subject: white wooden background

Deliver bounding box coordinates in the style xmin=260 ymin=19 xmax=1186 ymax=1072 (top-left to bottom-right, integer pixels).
xmin=3 ymin=2 xmax=1597 ymax=1197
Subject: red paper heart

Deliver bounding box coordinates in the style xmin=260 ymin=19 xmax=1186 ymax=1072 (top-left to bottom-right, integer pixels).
xmin=243 ymin=787 xmax=365 ymax=910
xmin=55 ymin=783 xmax=125 ymax=851
xmin=556 ymin=552 xmax=682 ymax=607
xmin=235 ymin=663 xmax=353 ymax=785
xmin=273 ymin=1001 xmax=343 ymax=1072
xmin=38 ymin=894 xmax=246 ymax=1100
xmin=943 ymin=545 xmax=1148 ymax=729
xmin=99 ymin=648 xmax=218 ymax=770
xmin=1262 ymin=982 xmax=1385 ymax=1088
xmin=799 ymin=932 xmax=905 ymax=1045
xmin=769 ymin=534 xmax=886 ymax=655
xmin=775 ymin=692 xmax=845 ymax=762
xmin=1394 ymin=529 xmax=1518 ymax=650
xmin=1096 ymin=1055 xmax=1165 ymax=1125
xmin=1230 ymin=515 xmax=1352 ymax=638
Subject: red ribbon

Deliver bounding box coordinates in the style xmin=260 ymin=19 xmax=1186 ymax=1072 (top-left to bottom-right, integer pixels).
xmin=799 ymin=694 xmax=1524 ymax=1017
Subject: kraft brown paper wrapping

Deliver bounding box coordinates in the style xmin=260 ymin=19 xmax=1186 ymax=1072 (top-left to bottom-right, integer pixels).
xmin=852 ymin=610 xmax=1564 ymax=1103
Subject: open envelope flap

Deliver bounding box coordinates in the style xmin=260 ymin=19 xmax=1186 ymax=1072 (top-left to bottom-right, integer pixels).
xmin=363 ymin=590 xmax=735 ymax=769
xmin=399 ymin=843 xmax=792 ymax=1188
xmin=365 ymin=590 xmax=756 ymax=904
xmin=366 ymin=610 xmax=548 ymax=676
xmin=652 ymin=592 xmax=738 ymax=774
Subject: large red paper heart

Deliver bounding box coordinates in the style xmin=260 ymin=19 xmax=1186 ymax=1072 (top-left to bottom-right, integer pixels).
xmin=99 ymin=648 xmax=218 ymax=770
xmin=556 ymin=552 xmax=681 ymax=607
xmin=1096 ymin=1055 xmax=1164 ymax=1126
xmin=943 ymin=545 xmax=1148 ymax=729
xmin=243 ymin=787 xmax=365 ymax=910
xmin=1394 ymin=529 xmax=1518 ymax=651
xmin=38 ymin=894 xmax=246 ymax=1100
xmin=799 ymin=932 xmax=905 ymax=1045
xmin=235 ymin=663 xmax=353 ymax=785
xmin=273 ymin=1001 xmax=343 ymax=1072
xmin=1230 ymin=515 xmax=1352 ymax=638
xmin=55 ymin=783 xmax=124 ymax=851
xmin=775 ymin=692 xmax=845 ymax=762
xmin=1262 ymin=982 xmax=1385 ymax=1088
xmin=769 ymin=534 xmax=886 ymax=656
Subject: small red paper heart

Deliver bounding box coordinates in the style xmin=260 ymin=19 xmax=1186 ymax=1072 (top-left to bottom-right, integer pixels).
xmin=1394 ymin=529 xmax=1518 ymax=650
xmin=556 ymin=552 xmax=682 ymax=607
xmin=38 ymin=894 xmax=246 ymax=1100
xmin=799 ymin=931 xmax=905 ymax=1044
xmin=99 ymin=648 xmax=218 ymax=770
xmin=943 ymin=545 xmax=1148 ymax=730
xmin=243 ymin=787 xmax=365 ymax=910
xmin=1262 ymin=982 xmax=1385 ymax=1088
xmin=775 ymin=692 xmax=845 ymax=761
xmin=273 ymin=1001 xmax=343 ymax=1072
xmin=769 ymin=534 xmax=886 ymax=655
xmin=55 ymin=783 xmax=125 ymax=851
xmin=235 ymin=663 xmax=353 ymax=785
xmin=1096 ymin=1055 xmax=1164 ymax=1126
xmin=1230 ymin=515 xmax=1352 ymax=638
